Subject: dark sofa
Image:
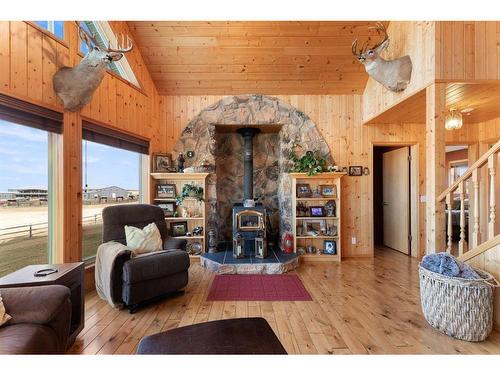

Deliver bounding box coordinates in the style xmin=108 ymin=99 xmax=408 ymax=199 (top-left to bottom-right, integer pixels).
xmin=100 ymin=204 xmax=190 ymax=312
xmin=0 ymin=285 xmax=71 ymax=354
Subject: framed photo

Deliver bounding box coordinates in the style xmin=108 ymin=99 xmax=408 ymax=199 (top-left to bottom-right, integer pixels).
xmin=153 ymin=153 xmax=173 ymax=173
xmin=309 ymin=206 xmax=324 ymax=217
xmin=305 ymin=220 xmax=325 ymax=236
xmin=157 ymin=183 xmax=176 ymax=199
xmin=320 ymin=184 xmax=337 ymax=197
xmin=296 ymin=183 xmax=312 ymax=198
xmin=348 ymin=165 xmax=363 ymax=176
xmin=170 ymin=221 xmax=188 ymax=237
xmin=157 ymin=202 xmax=176 ymax=217
xmin=323 ymin=240 xmax=337 ymax=255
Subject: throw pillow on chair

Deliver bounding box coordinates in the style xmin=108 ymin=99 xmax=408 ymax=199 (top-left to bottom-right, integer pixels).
xmin=125 ymin=222 xmax=163 ymax=257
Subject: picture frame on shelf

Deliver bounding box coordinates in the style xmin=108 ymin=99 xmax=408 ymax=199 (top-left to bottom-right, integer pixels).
xmin=153 ymin=153 xmax=173 ymax=173
xmin=348 ymin=165 xmax=363 ymax=176
xmin=296 ymin=183 xmax=312 ymax=198
xmin=320 ymin=184 xmax=337 ymax=197
xmin=157 ymin=183 xmax=176 ymax=199
xmin=323 ymin=240 xmax=337 ymax=255
xmin=309 ymin=206 xmax=324 ymax=217
xmin=305 ymin=220 xmax=325 ymax=236
xmin=157 ymin=202 xmax=176 ymax=217
xmin=170 ymin=221 xmax=188 ymax=237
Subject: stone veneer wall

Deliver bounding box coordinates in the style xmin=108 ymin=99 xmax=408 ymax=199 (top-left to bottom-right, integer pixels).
xmin=215 ymin=132 xmax=280 ymax=241
xmin=172 ymin=94 xmax=333 ymax=243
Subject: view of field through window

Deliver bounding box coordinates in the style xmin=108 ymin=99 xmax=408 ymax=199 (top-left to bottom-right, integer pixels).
xmin=82 ymin=140 xmax=140 ymax=260
xmin=0 ymin=120 xmax=50 ymax=277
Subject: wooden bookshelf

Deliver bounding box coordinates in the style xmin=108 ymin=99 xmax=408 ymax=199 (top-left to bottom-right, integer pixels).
xmin=151 ymin=172 xmax=209 ymax=256
xmin=290 ymin=172 xmax=345 ymax=262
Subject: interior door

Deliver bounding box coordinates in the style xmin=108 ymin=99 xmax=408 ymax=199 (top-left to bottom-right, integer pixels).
xmin=383 ymin=147 xmax=410 ymax=254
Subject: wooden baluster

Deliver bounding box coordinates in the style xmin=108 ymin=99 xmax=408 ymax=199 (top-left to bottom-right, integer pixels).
xmin=446 ymin=192 xmax=452 ymax=253
xmin=459 ymin=181 xmax=466 ymax=256
xmin=471 ymin=169 xmax=480 ymax=248
xmin=488 ymin=154 xmax=496 ymax=240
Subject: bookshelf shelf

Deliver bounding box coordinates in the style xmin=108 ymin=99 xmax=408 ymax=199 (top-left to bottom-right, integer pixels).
xmin=291 ymin=172 xmax=345 ymax=262
xmin=151 ymin=172 xmax=208 ymax=254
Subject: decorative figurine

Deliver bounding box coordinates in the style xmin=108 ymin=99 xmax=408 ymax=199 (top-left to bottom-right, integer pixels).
xmin=177 ymin=153 xmax=185 ymax=172
xmin=192 ymin=226 xmax=203 ymax=236
xmin=208 ymin=229 xmax=217 ymax=253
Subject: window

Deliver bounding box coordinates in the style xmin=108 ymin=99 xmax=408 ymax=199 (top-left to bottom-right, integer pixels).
xmin=34 ymin=21 xmax=64 ymax=39
xmin=0 ymin=121 xmax=57 ymax=277
xmin=81 ymin=123 xmax=149 ymax=262
xmin=79 ymin=21 xmax=140 ymax=87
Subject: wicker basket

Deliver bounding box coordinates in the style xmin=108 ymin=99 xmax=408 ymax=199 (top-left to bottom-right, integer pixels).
xmin=419 ymin=264 xmax=497 ymax=342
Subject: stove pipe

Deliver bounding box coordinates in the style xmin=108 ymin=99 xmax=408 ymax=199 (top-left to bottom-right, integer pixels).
xmin=237 ymin=127 xmax=260 ymax=201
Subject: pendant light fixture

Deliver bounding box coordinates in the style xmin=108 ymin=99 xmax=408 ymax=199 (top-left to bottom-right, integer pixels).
xmin=445 ymin=108 xmax=463 ymax=130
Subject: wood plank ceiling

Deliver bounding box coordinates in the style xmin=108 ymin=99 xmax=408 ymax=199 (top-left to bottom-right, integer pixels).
xmin=127 ymin=21 xmax=388 ymax=95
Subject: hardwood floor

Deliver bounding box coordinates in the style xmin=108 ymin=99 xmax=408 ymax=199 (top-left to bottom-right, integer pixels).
xmin=68 ymin=247 xmax=500 ymax=354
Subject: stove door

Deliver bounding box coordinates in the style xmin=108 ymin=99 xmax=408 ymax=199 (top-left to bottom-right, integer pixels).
xmin=237 ymin=210 xmax=264 ymax=231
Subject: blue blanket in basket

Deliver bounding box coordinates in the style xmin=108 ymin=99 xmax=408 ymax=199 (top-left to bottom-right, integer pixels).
xmin=421 ymin=252 xmax=480 ymax=279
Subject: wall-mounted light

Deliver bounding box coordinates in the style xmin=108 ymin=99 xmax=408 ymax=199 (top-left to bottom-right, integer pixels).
xmin=445 ymin=108 xmax=463 ymax=130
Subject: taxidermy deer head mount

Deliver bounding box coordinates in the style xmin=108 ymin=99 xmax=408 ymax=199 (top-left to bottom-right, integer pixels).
xmin=53 ymin=25 xmax=133 ymax=112
xmin=352 ymin=22 xmax=412 ymax=92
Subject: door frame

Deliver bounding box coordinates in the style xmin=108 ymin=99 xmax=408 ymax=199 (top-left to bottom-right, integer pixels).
xmin=370 ymin=142 xmax=420 ymax=258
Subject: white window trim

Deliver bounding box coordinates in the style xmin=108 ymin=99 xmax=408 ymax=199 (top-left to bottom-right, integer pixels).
xmin=91 ymin=21 xmax=140 ymax=88
xmin=46 ymin=21 xmax=56 ymax=33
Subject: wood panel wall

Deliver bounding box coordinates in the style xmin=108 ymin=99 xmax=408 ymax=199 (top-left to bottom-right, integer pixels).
xmin=361 ymin=21 xmax=436 ymax=123
xmin=0 ymin=21 xmax=162 ymax=261
xmin=158 ymin=94 xmax=484 ymax=257
xmin=435 ymin=22 xmax=500 ymax=81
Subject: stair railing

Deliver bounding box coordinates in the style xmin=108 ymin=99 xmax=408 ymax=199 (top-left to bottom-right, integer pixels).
xmin=437 ymin=139 xmax=500 ymax=256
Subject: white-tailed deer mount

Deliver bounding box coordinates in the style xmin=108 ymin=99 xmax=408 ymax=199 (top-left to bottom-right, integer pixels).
xmin=352 ymin=22 xmax=412 ymax=92
xmin=53 ymin=25 xmax=133 ymax=112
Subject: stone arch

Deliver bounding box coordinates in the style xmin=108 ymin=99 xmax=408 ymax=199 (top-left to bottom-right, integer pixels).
xmin=172 ymin=94 xmax=333 ymax=243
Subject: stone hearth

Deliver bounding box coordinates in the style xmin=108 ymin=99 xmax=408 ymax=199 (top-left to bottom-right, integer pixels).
xmin=200 ymin=249 xmax=299 ymax=274
xmin=172 ymin=94 xmax=333 ymax=243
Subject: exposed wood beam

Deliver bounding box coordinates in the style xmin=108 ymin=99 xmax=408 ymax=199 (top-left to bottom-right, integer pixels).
xmin=425 ymin=83 xmax=447 ymax=253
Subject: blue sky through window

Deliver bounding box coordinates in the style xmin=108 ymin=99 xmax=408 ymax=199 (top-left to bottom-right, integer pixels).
xmin=34 ymin=21 xmax=64 ymax=39
xmin=82 ymin=140 xmax=139 ymax=191
xmin=0 ymin=120 xmax=139 ymax=192
xmin=0 ymin=120 xmax=48 ymax=192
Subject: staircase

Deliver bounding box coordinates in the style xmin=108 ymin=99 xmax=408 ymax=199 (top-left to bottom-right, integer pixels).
xmin=437 ymin=139 xmax=500 ymax=260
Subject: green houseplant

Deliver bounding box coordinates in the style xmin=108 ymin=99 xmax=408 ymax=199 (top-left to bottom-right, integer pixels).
xmin=288 ymin=141 xmax=328 ymax=176
xmin=176 ymin=184 xmax=204 ymax=205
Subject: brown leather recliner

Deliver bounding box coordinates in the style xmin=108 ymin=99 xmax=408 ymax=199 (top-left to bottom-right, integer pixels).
xmin=0 ymin=285 xmax=72 ymax=354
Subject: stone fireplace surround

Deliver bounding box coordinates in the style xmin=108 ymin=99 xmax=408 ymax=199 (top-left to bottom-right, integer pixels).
xmin=172 ymin=94 xmax=333 ymax=244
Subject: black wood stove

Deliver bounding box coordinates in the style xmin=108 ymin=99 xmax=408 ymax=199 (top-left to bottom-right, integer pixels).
xmin=232 ymin=127 xmax=267 ymax=259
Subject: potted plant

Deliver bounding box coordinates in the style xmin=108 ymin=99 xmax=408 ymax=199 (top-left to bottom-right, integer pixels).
xmin=288 ymin=140 xmax=328 ymax=176
xmin=176 ymin=184 xmax=204 ymax=205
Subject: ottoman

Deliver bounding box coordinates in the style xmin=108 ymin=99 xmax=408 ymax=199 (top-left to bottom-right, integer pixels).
xmin=136 ymin=317 xmax=287 ymax=354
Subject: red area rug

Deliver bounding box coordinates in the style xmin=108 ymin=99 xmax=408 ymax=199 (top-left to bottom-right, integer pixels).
xmin=206 ymin=274 xmax=312 ymax=301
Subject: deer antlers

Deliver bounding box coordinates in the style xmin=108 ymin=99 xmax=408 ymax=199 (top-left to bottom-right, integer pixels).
xmin=107 ymin=34 xmax=134 ymax=53
xmin=77 ymin=23 xmax=133 ymax=53
xmin=78 ymin=25 xmax=99 ymax=50
xmin=352 ymin=22 xmax=389 ymax=57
